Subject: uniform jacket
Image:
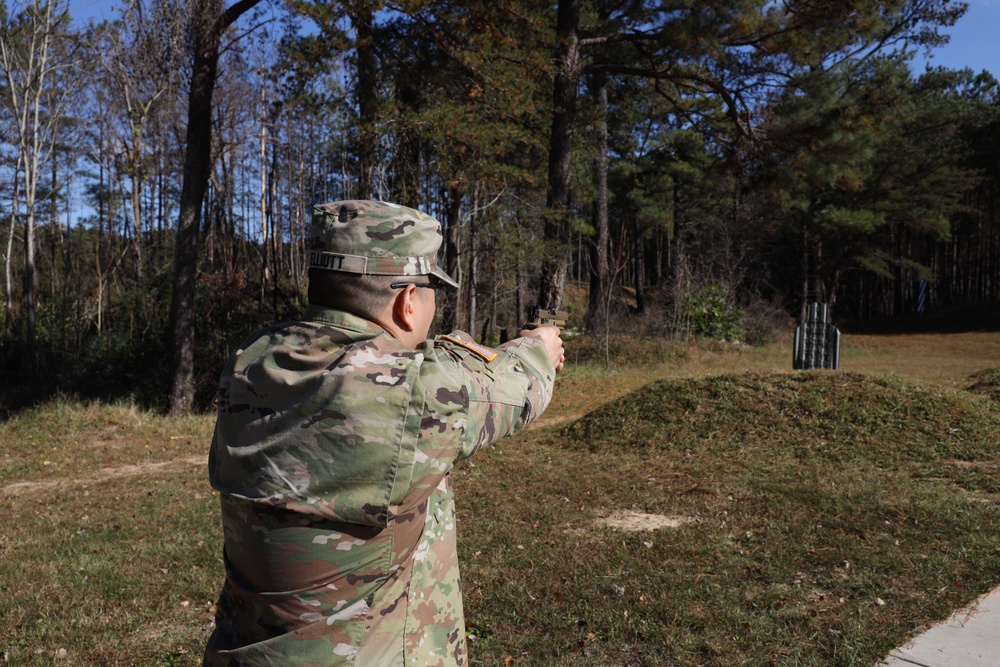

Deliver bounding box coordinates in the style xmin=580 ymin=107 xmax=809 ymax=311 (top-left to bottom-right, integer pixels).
xmin=204 ymin=305 xmax=555 ymax=666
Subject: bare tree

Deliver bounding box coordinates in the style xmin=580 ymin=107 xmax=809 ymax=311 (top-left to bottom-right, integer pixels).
xmin=93 ymin=0 xmax=186 ymax=279
xmin=0 ymin=0 xmax=78 ymax=370
xmin=168 ymin=0 xmax=262 ymax=416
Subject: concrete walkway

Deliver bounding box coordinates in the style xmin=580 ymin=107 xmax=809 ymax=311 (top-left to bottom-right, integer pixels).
xmin=880 ymin=586 xmax=1000 ymax=667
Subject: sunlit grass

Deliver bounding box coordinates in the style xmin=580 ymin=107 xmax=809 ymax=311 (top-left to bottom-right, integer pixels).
xmin=1 ymin=332 xmax=999 ymax=665
xmin=1 ymin=401 xmax=217 ymax=666
xmin=458 ymin=371 xmax=1000 ymax=666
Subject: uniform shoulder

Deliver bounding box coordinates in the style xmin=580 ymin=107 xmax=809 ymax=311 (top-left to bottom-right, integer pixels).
xmin=433 ymin=331 xmax=499 ymax=363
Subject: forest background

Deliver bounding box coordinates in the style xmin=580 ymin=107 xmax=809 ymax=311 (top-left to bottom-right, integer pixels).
xmin=2 ymin=0 xmax=1000 ymax=416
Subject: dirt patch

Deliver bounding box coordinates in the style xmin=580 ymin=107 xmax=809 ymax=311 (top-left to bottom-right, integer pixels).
xmin=0 ymin=455 xmax=205 ymax=497
xmin=597 ymin=509 xmax=697 ymax=531
xmin=528 ymin=412 xmax=586 ymax=430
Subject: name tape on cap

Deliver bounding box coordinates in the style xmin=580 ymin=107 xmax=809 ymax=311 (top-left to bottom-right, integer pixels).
xmin=309 ymin=251 xmax=369 ymax=273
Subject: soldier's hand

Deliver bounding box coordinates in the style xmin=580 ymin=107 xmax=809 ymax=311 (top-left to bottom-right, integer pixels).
xmin=519 ymin=326 xmax=565 ymax=374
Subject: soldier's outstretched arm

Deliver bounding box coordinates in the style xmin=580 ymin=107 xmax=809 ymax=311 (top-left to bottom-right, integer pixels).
xmin=422 ymin=329 xmax=559 ymax=462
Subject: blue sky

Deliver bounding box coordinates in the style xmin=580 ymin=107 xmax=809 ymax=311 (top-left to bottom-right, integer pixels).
xmin=912 ymin=0 xmax=1000 ymax=77
xmin=70 ymin=0 xmax=114 ymax=23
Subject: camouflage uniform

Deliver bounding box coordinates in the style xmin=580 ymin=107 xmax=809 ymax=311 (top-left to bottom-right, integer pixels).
xmin=203 ymin=201 xmax=556 ymax=666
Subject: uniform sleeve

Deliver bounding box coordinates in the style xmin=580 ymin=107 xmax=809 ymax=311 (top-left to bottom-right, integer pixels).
xmin=426 ymin=331 xmax=556 ymax=461
xmin=397 ymin=331 xmax=555 ymax=512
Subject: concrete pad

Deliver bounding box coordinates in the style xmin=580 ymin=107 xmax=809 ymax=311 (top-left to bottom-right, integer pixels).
xmin=880 ymin=586 xmax=1000 ymax=667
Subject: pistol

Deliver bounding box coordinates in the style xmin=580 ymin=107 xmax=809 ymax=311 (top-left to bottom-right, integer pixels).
xmin=525 ymin=306 xmax=568 ymax=328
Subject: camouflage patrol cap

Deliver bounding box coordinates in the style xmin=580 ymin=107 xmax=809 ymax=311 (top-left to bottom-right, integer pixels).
xmin=309 ymin=200 xmax=459 ymax=288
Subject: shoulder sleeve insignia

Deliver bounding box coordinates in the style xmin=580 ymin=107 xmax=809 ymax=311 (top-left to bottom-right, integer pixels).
xmin=439 ymin=334 xmax=498 ymax=363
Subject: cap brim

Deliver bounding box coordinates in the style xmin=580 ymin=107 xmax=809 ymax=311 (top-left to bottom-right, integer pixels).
xmin=431 ymin=267 xmax=460 ymax=289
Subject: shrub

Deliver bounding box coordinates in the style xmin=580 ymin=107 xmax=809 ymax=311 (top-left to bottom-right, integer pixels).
xmin=680 ymin=283 xmax=744 ymax=342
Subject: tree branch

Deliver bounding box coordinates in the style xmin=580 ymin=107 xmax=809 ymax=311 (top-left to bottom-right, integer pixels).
xmin=218 ymin=0 xmax=263 ymax=34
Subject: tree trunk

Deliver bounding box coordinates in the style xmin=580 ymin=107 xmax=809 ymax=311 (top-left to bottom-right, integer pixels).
xmin=4 ymin=185 xmax=16 ymax=329
xmin=466 ymin=191 xmax=478 ymax=335
xmin=631 ymin=208 xmax=644 ymax=314
xmin=128 ymin=136 xmax=145 ymax=279
xmin=669 ymin=176 xmax=680 ymax=279
xmin=259 ymin=84 xmax=271 ymax=302
xmin=514 ymin=236 xmax=523 ymax=331
xmin=394 ymin=67 xmax=422 ymax=208
xmin=586 ymin=69 xmax=609 ymax=335
xmin=23 ymin=203 xmax=37 ymax=372
xmin=50 ymin=153 xmax=59 ymax=296
xmin=800 ymin=219 xmax=809 ymax=324
xmin=441 ymin=187 xmax=463 ymax=332
xmin=353 ymin=0 xmax=377 ymax=199
xmin=169 ymin=0 xmax=261 ymax=416
xmin=537 ymin=0 xmax=580 ymax=309
xmin=269 ymin=144 xmax=280 ymax=316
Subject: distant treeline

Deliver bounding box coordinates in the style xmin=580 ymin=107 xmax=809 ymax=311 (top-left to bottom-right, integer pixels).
xmin=1 ymin=0 xmax=998 ymax=410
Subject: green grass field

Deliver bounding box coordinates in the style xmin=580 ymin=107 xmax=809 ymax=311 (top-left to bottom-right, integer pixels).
xmin=2 ymin=331 xmax=1000 ymax=666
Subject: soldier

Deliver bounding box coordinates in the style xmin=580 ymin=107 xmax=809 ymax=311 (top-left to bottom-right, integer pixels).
xmin=203 ymin=200 xmax=564 ymax=666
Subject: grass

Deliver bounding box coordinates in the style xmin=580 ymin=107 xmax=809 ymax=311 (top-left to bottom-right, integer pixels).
xmin=0 ymin=401 xmax=217 ymax=666
xmin=2 ymin=332 xmax=1000 ymax=665
xmin=456 ymin=370 xmax=1000 ymax=665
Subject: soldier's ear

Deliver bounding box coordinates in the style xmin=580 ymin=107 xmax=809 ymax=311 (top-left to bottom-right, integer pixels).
xmin=391 ymin=283 xmax=418 ymax=332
